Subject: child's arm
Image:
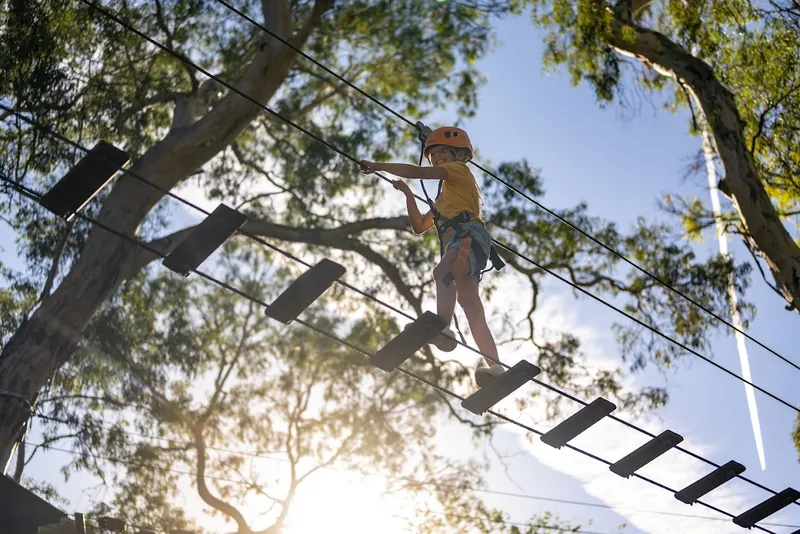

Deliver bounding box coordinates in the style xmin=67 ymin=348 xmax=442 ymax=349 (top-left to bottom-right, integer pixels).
xmin=405 ymin=195 xmax=435 ymax=235
xmin=360 ymin=160 xmax=448 ymax=181
xmin=393 ymin=180 xmax=435 ymax=234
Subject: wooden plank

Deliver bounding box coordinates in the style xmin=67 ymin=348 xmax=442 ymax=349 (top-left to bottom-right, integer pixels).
xmin=461 ymin=360 xmax=540 ymax=415
xmin=98 ymin=517 xmax=127 ymax=531
xmin=540 ymin=398 xmax=616 ymax=449
xmin=265 ymin=259 xmax=346 ymax=324
xmin=674 ymin=460 xmax=745 ymax=505
xmin=40 ymin=140 xmax=130 ymax=221
xmin=370 ymin=312 xmax=446 ymax=371
xmin=610 ymin=430 xmax=683 ymax=478
xmin=162 ymin=204 xmax=247 ymax=276
xmin=733 ymin=488 xmax=800 ymax=528
xmin=0 ymin=476 xmax=66 ymax=534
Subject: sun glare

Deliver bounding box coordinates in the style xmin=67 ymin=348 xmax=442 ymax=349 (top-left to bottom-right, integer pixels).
xmin=280 ymin=469 xmax=414 ymax=534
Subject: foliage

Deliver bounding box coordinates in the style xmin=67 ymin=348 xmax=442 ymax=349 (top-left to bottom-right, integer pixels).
xmin=515 ymin=0 xmax=799 ymax=454
xmin=31 ymin=248 xmax=573 ymax=532
xmin=522 ymin=0 xmax=800 ymax=236
xmin=482 ymin=163 xmax=751 ymax=418
xmin=0 ymin=0 xmax=770 ymax=525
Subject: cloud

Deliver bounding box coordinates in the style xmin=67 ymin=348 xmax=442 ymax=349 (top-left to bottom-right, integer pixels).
xmin=498 ymin=289 xmax=768 ymax=534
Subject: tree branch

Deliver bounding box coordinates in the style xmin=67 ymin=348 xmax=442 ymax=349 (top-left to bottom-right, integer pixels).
xmin=89 ymin=0 xmax=335 ymax=243
xmin=607 ymin=15 xmax=800 ymax=311
xmin=678 ymin=79 xmax=700 ymax=133
xmin=749 ymin=79 xmax=800 ymax=153
xmin=192 ymin=422 xmax=251 ymax=532
xmin=117 ymin=90 xmax=182 ymax=125
xmin=201 ymin=299 xmax=258 ymax=423
xmin=295 ymin=428 xmax=358 ymax=487
xmin=12 ymin=439 xmax=25 ymax=482
xmin=293 ymin=81 xmax=347 ymax=118
xmin=262 ymin=0 xmax=292 ymax=41
xmin=154 ymin=0 xmax=197 ymax=92
xmin=289 ymin=0 xmax=335 ymax=48
xmin=36 ymin=220 xmax=75 ymax=305
xmin=134 ymin=215 xmax=409 ymax=273
xmin=230 ymin=142 xmax=287 ymax=191
xmin=234 ymin=191 xmax=285 ymax=211
xmin=20 ymin=433 xmax=81 ymax=476
xmin=39 ymin=393 xmax=131 ymax=409
xmin=0 ymin=108 xmax=17 ymax=122
xmin=340 ymin=238 xmax=423 ymax=313
xmin=229 ymin=142 xmax=305 ymax=210
xmin=741 ymin=234 xmax=786 ymax=300
xmin=614 ymin=0 xmax=633 ymax=22
xmin=435 ymin=389 xmax=495 ymax=429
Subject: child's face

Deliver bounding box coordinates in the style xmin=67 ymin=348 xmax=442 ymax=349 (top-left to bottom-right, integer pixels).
xmin=428 ymin=145 xmax=456 ymax=166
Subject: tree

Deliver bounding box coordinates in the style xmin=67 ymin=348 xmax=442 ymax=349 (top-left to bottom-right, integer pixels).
xmin=27 ymin=246 xmax=588 ymax=533
xmin=0 ymin=0 xmax=751 ymax=478
xmin=513 ymin=0 xmax=800 ymax=453
xmin=519 ymin=0 xmax=800 ymax=313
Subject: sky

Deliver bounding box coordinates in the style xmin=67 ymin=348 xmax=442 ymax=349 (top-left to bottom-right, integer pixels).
xmin=2 ymin=6 xmax=800 ymax=534
xmin=442 ymin=13 xmax=800 ymax=534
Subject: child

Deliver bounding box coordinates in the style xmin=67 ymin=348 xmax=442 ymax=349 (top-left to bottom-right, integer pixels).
xmin=359 ymin=126 xmax=504 ymax=386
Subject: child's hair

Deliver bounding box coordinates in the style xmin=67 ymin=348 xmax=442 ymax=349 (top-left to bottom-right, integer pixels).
xmin=452 ymin=147 xmax=471 ymax=162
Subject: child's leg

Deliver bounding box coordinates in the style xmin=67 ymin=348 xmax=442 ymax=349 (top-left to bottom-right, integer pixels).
xmin=455 ymin=277 xmax=499 ymax=366
xmin=432 ymin=247 xmax=459 ymax=324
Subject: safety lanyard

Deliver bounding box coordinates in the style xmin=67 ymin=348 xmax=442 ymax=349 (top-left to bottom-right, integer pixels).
xmin=417 ymin=142 xmax=444 ymax=228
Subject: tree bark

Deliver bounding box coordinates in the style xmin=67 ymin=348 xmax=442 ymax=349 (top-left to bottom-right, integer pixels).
xmin=608 ymin=18 xmax=800 ymax=313
xmin=191 ymin=422 xmax=252 ymax=533
xmin=0 ymin=0 xmax=334 ymax=466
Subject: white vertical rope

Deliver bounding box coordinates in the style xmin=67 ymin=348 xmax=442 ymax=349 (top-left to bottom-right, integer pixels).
xmin=701 ymin=125 xmax=767 ymax=470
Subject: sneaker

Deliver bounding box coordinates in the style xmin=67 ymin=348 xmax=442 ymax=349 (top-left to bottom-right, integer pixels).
xmin=402 ymin=323 xmax=458 ymax=352
xmin=475 ymin=364 xmax=505 ymax=388
xmin=432 ymin=327 xmax=458 ymax=352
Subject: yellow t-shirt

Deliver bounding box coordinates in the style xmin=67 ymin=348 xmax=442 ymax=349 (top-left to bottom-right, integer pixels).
xmin=433 ymin=162 xmax=483 ymax=222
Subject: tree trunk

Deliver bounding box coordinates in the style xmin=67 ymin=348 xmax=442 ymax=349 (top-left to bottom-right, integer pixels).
xmin=0 ymin=0 xmax=329 ymax=466
xmin=609 ymin=20 xmax=800 ymax=313
xmin=0 ymin=228 xmax=143 ymax=465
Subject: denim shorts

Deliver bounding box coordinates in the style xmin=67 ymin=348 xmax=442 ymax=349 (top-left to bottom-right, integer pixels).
xmin=441 ymin=221 xmax=491 ymax=281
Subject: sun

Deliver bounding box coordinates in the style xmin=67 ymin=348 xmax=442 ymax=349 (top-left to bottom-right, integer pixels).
xmin=280 ymin=469 xmax=414 ymax=534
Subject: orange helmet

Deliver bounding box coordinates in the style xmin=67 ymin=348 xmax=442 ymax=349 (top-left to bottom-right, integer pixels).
xmin=423 ymin=126 xmax=473 ymax=162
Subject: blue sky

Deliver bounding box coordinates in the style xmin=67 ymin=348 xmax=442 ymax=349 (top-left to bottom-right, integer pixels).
xmin=3 ymin=8 xmax=800 ymax=534
xmin=442 ymin=13 xmax=800 ymax=534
